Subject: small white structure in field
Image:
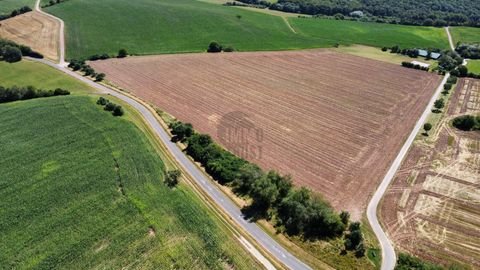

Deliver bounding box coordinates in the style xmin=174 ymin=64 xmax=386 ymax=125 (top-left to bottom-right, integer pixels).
xmin=411 ymin=61 xmax=430 ymax=69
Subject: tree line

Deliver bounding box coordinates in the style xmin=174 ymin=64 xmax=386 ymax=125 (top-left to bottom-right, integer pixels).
xmin=68 ymin=49 xmax=128 ymax=81
xmin=235 ymin=0 xmax=480 ymax=27
xmin=0 ymin=6 xmax=31 ymax=21
xmin=456 ymin=44 xmax=480 ymax=60
xmin=0 ymin=38 xmax=43 ymax=63
xmin=168 ymin=120 xmax=365 ymax=254
xmin=96 ymin=97 xmax=124 ymax=116
xmin=68 ymin=59 xmax=105 ymax=82
xmin=0 ymin=85 xmax=70 ymax=104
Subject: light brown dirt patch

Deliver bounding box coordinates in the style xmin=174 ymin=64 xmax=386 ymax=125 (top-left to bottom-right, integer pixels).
xmin=0 ymin=11 xmax=59 ymax=61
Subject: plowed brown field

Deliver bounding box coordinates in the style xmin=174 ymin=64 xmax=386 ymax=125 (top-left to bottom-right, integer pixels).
xmin=380 ymin=78 xmax=480 ymax=267
xmin=0 ymin=11 xmax=59 ymax=61
xmin=91 ymin=50 xmax=441 ymax=218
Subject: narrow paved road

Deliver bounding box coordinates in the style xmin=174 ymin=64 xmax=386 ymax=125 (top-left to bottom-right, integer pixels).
xmin=32 ymin=1 xmax=311 ymax=269
xmin=366 ymin=73 xmax=450 ymax=270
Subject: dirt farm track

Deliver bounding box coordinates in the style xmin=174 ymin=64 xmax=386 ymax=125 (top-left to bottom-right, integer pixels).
xmin=380 ymin=78 xmax=480 ymax=267
xmin=91 ymin=50 xmax=441 ymax=218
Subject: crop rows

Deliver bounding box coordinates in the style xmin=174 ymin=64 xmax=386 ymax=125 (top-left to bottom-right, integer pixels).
xmin=91 ymin=50 xmax=440 ymax=217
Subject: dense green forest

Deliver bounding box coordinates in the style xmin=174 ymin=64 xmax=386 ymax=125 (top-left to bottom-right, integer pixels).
xmin=238 ymin=0 xmax=480 ymax=27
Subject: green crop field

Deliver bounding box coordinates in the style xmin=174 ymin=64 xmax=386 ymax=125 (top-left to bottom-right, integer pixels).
xmin=0 ymin=60 xmax=94 ymax=93
xmin=43 ymin=0 xmax=449 ymax=59
xmin=0 ymin=60 xmax=259 ymax=269
xmin=450 ymin=27 xmax=480 ymax=44
xmin=289 ymin=18 xmax=449 ymax=49
xmin=0 ymin=0 xmax=34 ymax=13
xmin=467 ymin=60 xmax=480 ymax=74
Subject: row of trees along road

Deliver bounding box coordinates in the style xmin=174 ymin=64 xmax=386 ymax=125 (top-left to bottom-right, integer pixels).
xmin=168 ymin=120 xmax=366 ymax=256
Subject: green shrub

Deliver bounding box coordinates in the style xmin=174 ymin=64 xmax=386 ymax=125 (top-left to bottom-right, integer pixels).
xmin=104 ymin=102 xmax=116 ymax=111
xmin=164 ymin=170 xmax=181 ymax=187
xmin=207 ymin=41 xmax=222 ymax=53
xmin=112 ymin=105 xmax=124 ymax=116
xmin=452 ymin=115 xmax=479 ymax=131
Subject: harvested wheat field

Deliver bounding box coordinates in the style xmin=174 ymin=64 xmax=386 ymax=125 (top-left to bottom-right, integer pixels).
xmin=380 ymin=78 xmax=480 ymax=268
xmin=91 ymin=50 xmax=441 ymax=218
xmin=0 ymin=11 xmax=59 ymax=61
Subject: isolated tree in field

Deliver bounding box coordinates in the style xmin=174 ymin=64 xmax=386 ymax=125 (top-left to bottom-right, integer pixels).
xmin=112 ymin=105 xmax=124 ymax=116
xmin=433 ymin=98 xmax=445 ymax=112
xmin=207 ymin=41 xmax=222 ymax=53
xmin=118 ymin=49 xmax=128 ymax=58
xmin=423 ymin=123 xmax=432 ymax=136
xmin=95 ymin=73 xmax=105 ymax=82
xmin=164 ymin=169 xmax=181 ymax=187
xmin=2 ymin=45 xmax=22 ymax=63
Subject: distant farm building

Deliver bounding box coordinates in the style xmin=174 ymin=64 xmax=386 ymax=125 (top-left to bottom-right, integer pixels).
xmin=418 ymin=49 xmax=441 ymax=59
xmin=349 ymin=11 xmax=364 ymax=17
xmin=411 ymin=61 xmax=430 ymax=69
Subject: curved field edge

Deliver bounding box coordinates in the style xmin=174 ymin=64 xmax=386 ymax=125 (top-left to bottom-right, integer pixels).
xmin=43 ymin=0 xmax=449 ymax=59
xmin=0 ymin=61 xmax=261 ymax=269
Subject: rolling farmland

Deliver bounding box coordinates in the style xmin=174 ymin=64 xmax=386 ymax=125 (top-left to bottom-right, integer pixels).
xmin=0 ymin=60 xmax=92 ymax=93
xmin=42 ymin=0 xmax=449 ymax=59
xmin=91 ymin=50 xmax=441 ymax=218
xmin=0 ymin=59 xmax=260 ymax=269
xmin=0 ymin=11 xmax=60 ymax=61
xmin=289 ymin=18 xmax=450 ymax=49
xmin=380 ymin=78 xmax=480 ymax=268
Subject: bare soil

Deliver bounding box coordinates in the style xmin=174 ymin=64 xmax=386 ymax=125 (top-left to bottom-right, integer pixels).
xmin=0 ymin=11 xmax=59 ymax=61
xmin=380 ymin=78 xmax=480 ymax=268
xmin=91 ymin=50 xmax=441 ymax=218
